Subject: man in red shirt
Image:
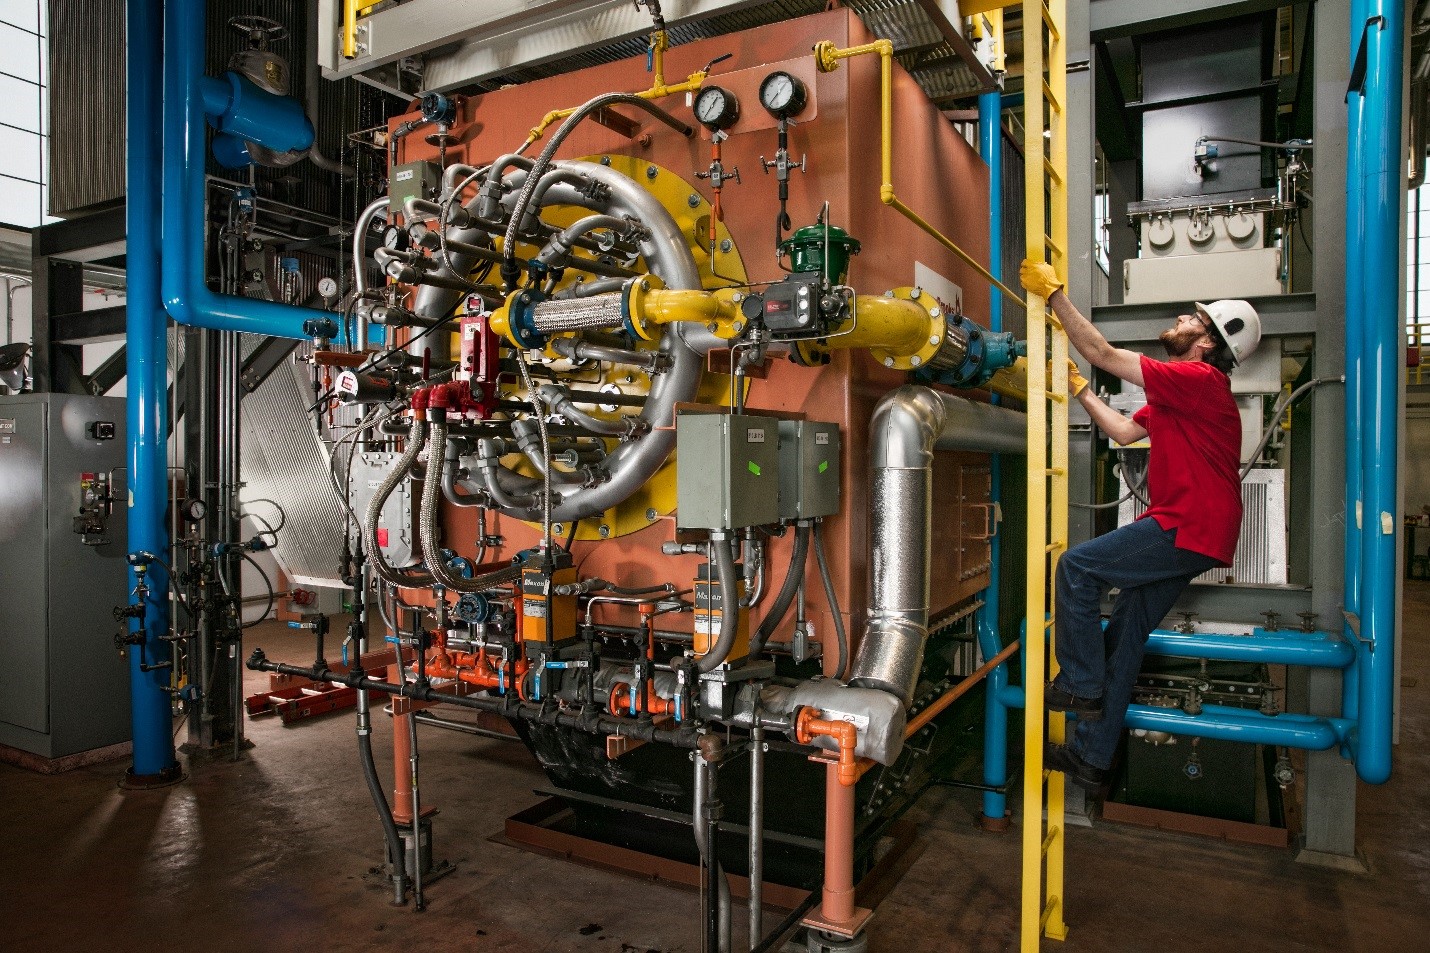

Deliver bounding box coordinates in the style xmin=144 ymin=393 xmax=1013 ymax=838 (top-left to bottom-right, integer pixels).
xmin=1020 ymin=259 xmax=1261 ymax=787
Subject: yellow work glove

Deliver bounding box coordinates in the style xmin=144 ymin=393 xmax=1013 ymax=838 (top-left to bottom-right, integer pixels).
xmin=1049 ymin=359 xmax=1089 ymax=398
xmin=1020 ymin=259 xmax=1063 ymax=299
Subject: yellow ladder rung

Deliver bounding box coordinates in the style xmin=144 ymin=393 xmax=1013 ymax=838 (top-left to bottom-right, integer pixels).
xmin=1043 ymin=159 xmax=1063 ymax=187
xmin=1044 ymin=235 xmax=1064 ymax=258
xmin=1040 ymin=896 xmax=1062 ymax=933
xmin=1044 ymin=618 xmax=1055 ymax=629
xmin=1045 ymin=542 xmax=1065 ymax=554
xmin=1046 ymin=391 xmax=1067 ymax=403
xmin=1045 ymin=467 xmax=1065 ymax=476
xmin=1042 ymin=81 xmax=1062 ymax=114
xmin=1041 ymin=2 xmax=1062 ymax=43
xmin=1040 ymin=824 xmax=1062 ymax=857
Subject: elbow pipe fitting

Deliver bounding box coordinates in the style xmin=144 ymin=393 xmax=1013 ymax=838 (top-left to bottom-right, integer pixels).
xmin=796 ymin=708 xmax=861 ymax=787
xmin=850 ymin=386 xmax=1026 ymax=706
xmin=740 ymin=679 xmax=907 ymax=765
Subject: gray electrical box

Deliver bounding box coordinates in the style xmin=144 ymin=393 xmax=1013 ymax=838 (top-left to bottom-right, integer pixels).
xmin=0 ymin=394 xmax=132 ymax=759
xmin=778 ymin=420 xmax=841 ymax=520
xmin=676 ymin=412 xmax=780 ymax=529
xmin=389 ymin=160 xmax=441 ymax=214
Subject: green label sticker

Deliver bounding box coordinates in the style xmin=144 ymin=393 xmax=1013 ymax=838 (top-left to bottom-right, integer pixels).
xmin=818 ymin=460 xmax=829 ymax=473
xmin=748 ymin=461 xmax=761 ymax=476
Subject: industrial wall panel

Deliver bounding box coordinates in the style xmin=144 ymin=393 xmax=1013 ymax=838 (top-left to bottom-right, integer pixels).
xmin=0 ymin=401 xmax=51 ymax=732
xmin=42 ymin=395 xmax=131 ymax=755
xmin=0 ymin=394 xmax=131 ymax=757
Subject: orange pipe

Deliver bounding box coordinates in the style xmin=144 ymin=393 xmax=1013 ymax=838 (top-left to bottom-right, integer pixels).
xmin=609 ymin=682 xmax=675 ymax=717
xmin=822 ymin=764 xmax=857 ymax=923
xmin=392 ymin=708 xmax=414 ymax=824
xmin=903 ymin=638 xmax=1022 ymax=739
xmin=796 ymin=707 xmax=860 ymax=787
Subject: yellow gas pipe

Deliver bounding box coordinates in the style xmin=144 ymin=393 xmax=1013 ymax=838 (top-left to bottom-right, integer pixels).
xmin=811 ymin=39 xmax=1027 ymax=312
xmin=523 ymin=30 xmax=711 ymax=150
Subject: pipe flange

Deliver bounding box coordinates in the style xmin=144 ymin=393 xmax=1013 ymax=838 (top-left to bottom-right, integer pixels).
xmin=868 ymin=287 xmax=945 ymax=371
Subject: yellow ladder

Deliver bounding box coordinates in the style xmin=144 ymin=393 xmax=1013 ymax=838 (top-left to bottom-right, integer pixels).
xmin=1020 ymin=0 xmax=1071 ymax=948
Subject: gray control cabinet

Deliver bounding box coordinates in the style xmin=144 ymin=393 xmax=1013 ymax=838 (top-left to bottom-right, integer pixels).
xmin=676 ymin=412 xmax=780 ymax=530
xmin=0 ymin=395 xmax=132 ymax=758
xmin=777 ymin=420 xmax=841 ymax=520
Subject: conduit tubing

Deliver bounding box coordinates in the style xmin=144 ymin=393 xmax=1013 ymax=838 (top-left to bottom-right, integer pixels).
xmin=849 ymin=386 xmax=1027 ymax=706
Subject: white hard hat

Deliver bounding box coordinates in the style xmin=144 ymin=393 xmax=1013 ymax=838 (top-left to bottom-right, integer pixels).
xmin=1196 ymin=299 xmax=1261 ymax=365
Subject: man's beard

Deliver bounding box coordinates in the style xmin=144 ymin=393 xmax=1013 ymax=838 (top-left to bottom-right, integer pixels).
xmin=1159 ymin=324 xmax=1203 ymax=358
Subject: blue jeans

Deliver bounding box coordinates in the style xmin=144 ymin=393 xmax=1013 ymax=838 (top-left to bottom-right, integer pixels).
xmin=1052 ymin=519 xmax=1220 ymax=770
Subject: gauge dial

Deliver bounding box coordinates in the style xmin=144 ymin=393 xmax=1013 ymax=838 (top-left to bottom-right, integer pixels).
xmin=317 ymin=276 xmax=338 ymax=299
xmin=758 ymin=71 xmax=808 ymax=119
xmin=694 ymin=85 xmax=740 ymax=130
xmin=382 ymin=225 xmax=410 ymax=252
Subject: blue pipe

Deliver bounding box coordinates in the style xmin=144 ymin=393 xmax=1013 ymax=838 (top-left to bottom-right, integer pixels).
xmin=1145 ymin=626 xmax=1355 ymax=669
xmin=1125 ymin=702 xmax=1351 ymax=751
xmin=994 ymin=686 xmax=1349 ymax=752
xmin=1352 ymin=0 xmax=1403 ymax=785
xmin=1342 ymin=0 xmax=1369 ymax=736
xmin=161 ymin=0 xmax=327 ymax=339
xmin=123 ymin=0 xmax=179 ymax=781
xmin=976 ymin=89 xmax=1008 ymax=825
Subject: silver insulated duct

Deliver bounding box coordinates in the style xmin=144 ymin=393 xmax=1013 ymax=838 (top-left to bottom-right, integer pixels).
xmin=848 ymin=386 xmax=1027 ymax=707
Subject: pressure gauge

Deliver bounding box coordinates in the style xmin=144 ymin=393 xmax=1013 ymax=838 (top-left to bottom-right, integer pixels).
xmin=181 ymin=498 xmax=208 ymax=524
xmin=693 ymin=85 xmax=740 ymax=131
xmin=317 ymin=276 xmax=338 ymax=299
xmin=382 ymin=225 xmax=410 ymax=252
xmin=758 ymin=70 xmax=808 ymax=119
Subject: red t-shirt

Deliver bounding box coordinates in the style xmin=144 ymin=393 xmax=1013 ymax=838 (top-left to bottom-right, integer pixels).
xmin=1130 ymin=355 xmax=1242 ymax=566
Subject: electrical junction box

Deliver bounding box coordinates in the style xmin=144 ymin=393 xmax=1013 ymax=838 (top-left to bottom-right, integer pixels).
xmin=348 ymin=451 xmax=419 ymax=569
xmin=0 ymin=394 xmax=131 ymax=759
xmin=777 ymin=420 xmax=841 ymax=520
xmin=675 ymin=412 xmax=780 ymax=530
xmin=389 ymin=160 xmax=441 ymax=215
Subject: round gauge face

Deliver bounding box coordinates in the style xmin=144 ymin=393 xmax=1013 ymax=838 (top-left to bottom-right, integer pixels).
xmin=317 ymin=277 xmax=338 ymax=298
xmin=382 ymin=225 xmax=408 ymax=251
xmin=694 ymin=85 xmax=739 ymax=130
xmin=183 ymin=498 xmax=208 ymax=523
xmin=759 ymin=71 xmax=807 ymax=118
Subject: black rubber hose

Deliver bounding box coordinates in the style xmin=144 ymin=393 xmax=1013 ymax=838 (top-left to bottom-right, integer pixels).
xmin=748 ymin=522 xmax=812 ymax=658
xmin=501 ymin=92 xmax=693 ymax=290
xmin=696 ymin=534 xmax=740 ymax=675
xmin=812 ymin=522 xmax=849 ymax=680
xmin=351 ymin=577 xmax=406 ymax=904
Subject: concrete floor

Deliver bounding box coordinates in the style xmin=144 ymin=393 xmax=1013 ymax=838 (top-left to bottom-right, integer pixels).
xmin=3 ymin=586 xmax=1428 ymax=953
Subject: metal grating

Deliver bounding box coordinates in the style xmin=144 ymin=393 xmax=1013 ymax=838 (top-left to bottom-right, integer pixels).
xmin=239 ymin=337 xmax=348 ymax=588
xmin=448 ymin=0 xmax=992 ymax=104
xmin=48 ymin=0 xmax=126 ymax=215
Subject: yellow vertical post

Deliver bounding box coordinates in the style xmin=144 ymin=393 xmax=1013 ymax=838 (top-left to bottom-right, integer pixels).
xmin=1021 ymin=0 xmax=1071 ymax=948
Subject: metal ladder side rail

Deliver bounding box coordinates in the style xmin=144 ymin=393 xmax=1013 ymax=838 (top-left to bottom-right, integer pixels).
xmin=1019 ymin=0 xmax=1072 ymax=949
